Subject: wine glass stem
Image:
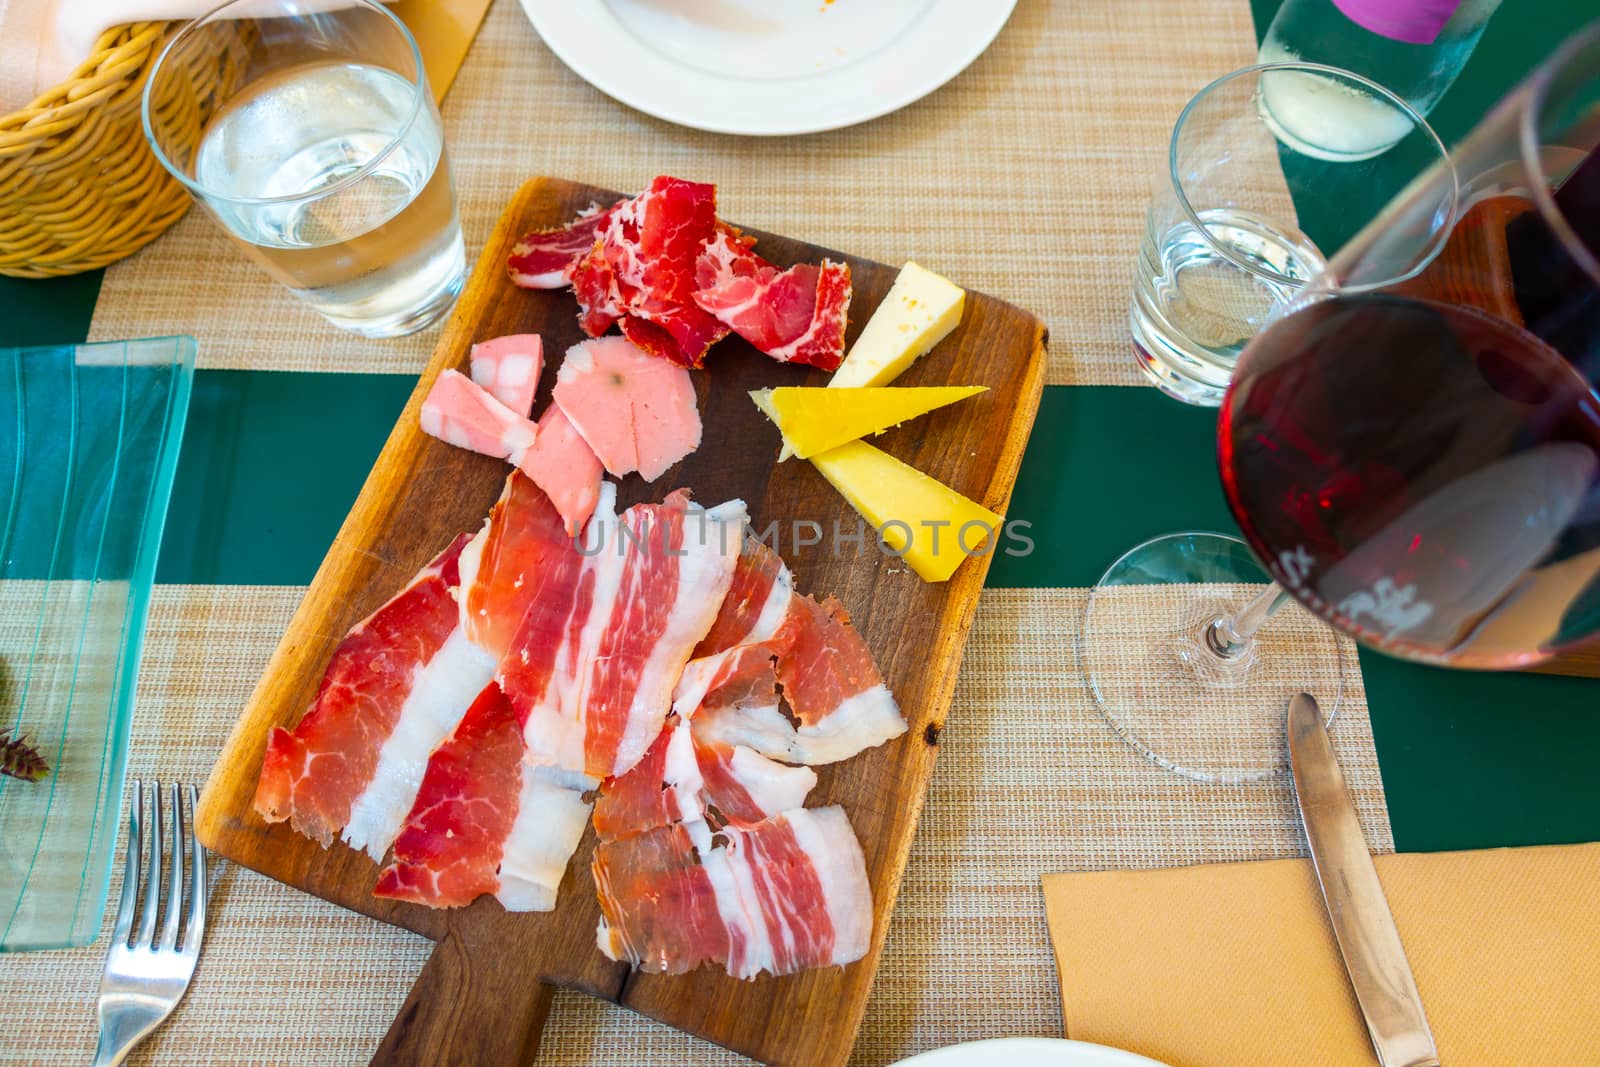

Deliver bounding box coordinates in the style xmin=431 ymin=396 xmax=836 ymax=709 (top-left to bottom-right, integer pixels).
xmin=1207 ymin=583 xmax=1290 ymax=657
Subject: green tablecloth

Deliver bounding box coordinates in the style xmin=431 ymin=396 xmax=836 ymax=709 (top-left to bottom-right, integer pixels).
xmin=2 ymin=0 xmax=1596 ymax=863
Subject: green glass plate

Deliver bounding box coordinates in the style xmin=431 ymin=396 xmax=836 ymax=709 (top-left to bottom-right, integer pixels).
xmin=0 ymin=337 xmax=195 ymax=951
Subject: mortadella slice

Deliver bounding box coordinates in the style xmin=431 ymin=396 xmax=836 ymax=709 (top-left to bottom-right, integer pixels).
xmin=552 ymin=337 xmax=702 ymax=482
xmin=469 ymin=334 xmax=544 ymax=417
xmin=518 ymin=403 xmax=605 ymax=536
xmin=420 ymin=369 xmax=538 ymax=465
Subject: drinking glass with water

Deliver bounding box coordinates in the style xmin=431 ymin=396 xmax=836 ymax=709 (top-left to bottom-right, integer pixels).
xmin=1130 ymin=62 xmax=1450 ymax=405
xmin=142 ymin=0 xmax=465 ymax=338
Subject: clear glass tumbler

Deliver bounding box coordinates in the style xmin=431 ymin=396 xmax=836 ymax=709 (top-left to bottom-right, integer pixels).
xmin=142 ymin=0 xmax=466 ymax=338
xmin=1131 ymin=62 xmax=1450 ymax=406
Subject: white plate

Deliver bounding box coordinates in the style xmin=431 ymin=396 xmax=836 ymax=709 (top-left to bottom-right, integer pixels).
xmin=518 ymin=0 xmax=1018 ymax=136
xmin=891 ymin=1038 xmax=1173 ymax=1067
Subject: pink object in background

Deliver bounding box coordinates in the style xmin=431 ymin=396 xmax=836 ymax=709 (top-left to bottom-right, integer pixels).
xmin=1329 ymin=0 xmax=1462 ymax=45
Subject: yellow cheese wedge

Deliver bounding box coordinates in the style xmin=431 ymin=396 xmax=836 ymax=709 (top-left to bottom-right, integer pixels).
xmin=828 ymin=262 xmax=966 ymax=389
xmin=809 ymin=440 xmax=1002 ymax=583
xmin=751 ymin=385 xmax=986 ymax=460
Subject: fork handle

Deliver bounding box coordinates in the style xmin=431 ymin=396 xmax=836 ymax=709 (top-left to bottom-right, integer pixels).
xmin=371 ymin=928 xmax=554 ymax=1066
xmin=90 ymin=1016 xmax=144 ymax=1067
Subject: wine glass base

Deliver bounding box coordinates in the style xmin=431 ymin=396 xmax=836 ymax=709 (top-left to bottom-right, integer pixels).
xmin=1080 ymin=531 xmax=1351 ymax=784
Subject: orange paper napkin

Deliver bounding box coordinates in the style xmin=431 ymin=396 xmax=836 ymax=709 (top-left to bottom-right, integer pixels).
xmin=1044 ymin=843 xmax=1600 ymax=1066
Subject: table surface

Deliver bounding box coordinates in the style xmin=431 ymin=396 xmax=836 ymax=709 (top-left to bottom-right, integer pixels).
xmin=1 ymin=0 xmax=1596 ymax=1063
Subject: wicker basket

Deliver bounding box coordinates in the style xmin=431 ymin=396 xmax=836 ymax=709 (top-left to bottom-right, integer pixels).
xmin=0 ymin=21 xmax=246 ymax=279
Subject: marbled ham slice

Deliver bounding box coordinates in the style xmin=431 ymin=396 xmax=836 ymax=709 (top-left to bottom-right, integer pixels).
xmin=693 ymin=237 xmax=853 ymax=370
xmin=420 ymin=369 xmax=538 ymax=465
xmin=518 ymin=403 xmax=604 ymax=536
xmin=458 ymin=472 xmax=573 ymax=659
xmin=469 ymin=334 xmax=544 ymax=417
xmin=373 ymin=682 xmax=593 ymax=912
xmin=253 ymin=535 xmax=496 ymax=860
xmin=592 ymin=716 xmax=815 ymax=840
xmin=512 ymin=491 xmax=745 ymax=780
xmin=552 ymin=337 xmax=702 ymax=482
xmin=693 ymin=534 xmax=793 ymax=658
xmin=508 ymin=202 xmax=619 ymax=289
xmin=593 ymin=806 xmax=871 ymax=979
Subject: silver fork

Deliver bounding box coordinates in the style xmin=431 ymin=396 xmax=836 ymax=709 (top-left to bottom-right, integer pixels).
xmin=92 ymin=781 xmax=208 ymax=1067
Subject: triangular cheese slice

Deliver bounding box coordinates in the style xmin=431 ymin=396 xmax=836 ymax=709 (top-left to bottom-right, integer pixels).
xmin=751 ymin=385 xmax=986 ymax=460
xmin=809 ymin=440 xmax=1002 ymax=583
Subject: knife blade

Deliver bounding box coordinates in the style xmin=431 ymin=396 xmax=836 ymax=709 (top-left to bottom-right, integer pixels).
xmin=1287 ymin=692 xmax=1440 ymax=1067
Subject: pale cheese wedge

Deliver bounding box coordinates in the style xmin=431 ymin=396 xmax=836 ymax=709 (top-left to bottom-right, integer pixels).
xmin=809 ymin=440 xmax=1002 ymax=583
xmin=828 ymin=262 xmax=966 ymax=389
xmin=751 ymin=385 xmax=986 ymax=460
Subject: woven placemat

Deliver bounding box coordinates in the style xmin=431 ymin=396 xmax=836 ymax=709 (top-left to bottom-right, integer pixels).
xmin=0 ymin=586 xmax=1388 ymax=1065
xmin=87 ymin=0 xmax=1259 ymax=386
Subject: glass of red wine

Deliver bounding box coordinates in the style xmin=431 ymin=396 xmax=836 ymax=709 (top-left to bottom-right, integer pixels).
xmin=1083 ymin=23 xmax=1600 ymax=783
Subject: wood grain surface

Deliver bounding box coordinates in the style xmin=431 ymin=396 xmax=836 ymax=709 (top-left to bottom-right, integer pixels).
xmin=195 ymin=176 xmax=1047 ymax=1067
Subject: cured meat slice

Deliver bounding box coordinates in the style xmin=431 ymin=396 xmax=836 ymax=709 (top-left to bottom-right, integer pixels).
xmin=508 ymin=202 xmax=619 ymax=289
xmin=517 ymin=403 xmax=605 ymax=536
xmin=678 ymin=632 xmax=905 ymax=767
xmin=420 ymin=369 xmax=538 ymax=465
xmin=373 ymin=682 xmax=592 ymax=912
xmin=592 ymin=717 xmax=815 ymax=840
xmin=693 ymin=236 xmax=853 ymax=369
xmin=770 ymin=594 xmax=898 ymax=735
xmin=254 ymin=534 xmax=496 ymax=859
xmin=458 ymin=472 xmax=573 ymax=659
xmin=694 ymin=534 xmax=793 ymax=658
xmin=594 ymin=806 xmax=871 ymax=979
xmin=513 ymin=491 xmax=746 ymax=780
xmin=552 ymin=337 xmax=702 ymax=482
xmin=469 ymin=334 xmax=544 ymax=417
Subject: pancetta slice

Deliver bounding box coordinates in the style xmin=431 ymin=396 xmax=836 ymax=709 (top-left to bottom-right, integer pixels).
xmin=509 ymin=490 xmax=746 ymax=780
xmin=508 ymin=202 xmax=619 ymax=289
xmin=552 ymin=337 xmax=702 ymax=483
xmin=373 ymin=682 xmax=593 ymax=912
xmin=593 ymin=806 xmax=871 ymax=979
xmin=592 ymin=716 xmax=816 ymax=840
xmin=693 ymin=533 xmax=793 ymax=658
xmin=254 ymin=534 xmax=496 ymax=860
xmin=469 ymin=334 xmax=544 ymax=417
xmin=420 ymin=369 xmax=538 ymax=466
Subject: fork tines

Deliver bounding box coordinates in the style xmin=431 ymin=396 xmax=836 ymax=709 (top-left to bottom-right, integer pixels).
xmin=112 ymin=780 xmax=207 ymax=958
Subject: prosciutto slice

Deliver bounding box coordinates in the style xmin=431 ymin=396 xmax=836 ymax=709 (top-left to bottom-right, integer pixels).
xmin=469 ymin=334 xmax=544 ymax=417
xmin=552 ymin=337 xmax=702 ymax=482
xmin=508 ymin=202 xmax=619 ymax=289
xmin=593 ymin=806 xmax=872 ymax=979
xmin=253 ymin=534 xmax=496 ymax=860
xmin=420 ymin=369 xmax=538 ymax=466
xmin=458 ymin=471 xmax=574 ymax=659
xmin=504 ymin=489 xmax=746 ymax=780
xmin=373 ymin=682 xmax=592 ymax=912
xmin=592 ymin=716 xmax=816 ymax=841
xmin=683 ymin=539 xmax=905 ymax=765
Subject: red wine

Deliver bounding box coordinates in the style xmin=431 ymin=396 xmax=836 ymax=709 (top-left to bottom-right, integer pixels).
xmin=1220 ymin=266 xmax=1600 ymax=668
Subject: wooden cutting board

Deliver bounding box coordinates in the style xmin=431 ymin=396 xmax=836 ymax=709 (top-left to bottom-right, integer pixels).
xmin=195 ymin=176 xmax=1047 ymax=1067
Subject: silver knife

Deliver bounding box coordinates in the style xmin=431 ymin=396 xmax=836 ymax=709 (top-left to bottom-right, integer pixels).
xmin=1287 ymin=693 xmax=1441 ymax=1067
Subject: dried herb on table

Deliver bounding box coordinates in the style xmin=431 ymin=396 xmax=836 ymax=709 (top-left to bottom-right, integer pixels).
xmin=0 ymin=732 xmax=49 ymax=782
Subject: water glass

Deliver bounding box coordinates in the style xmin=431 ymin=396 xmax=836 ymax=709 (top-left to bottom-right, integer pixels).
xmin=142 ymin=0 xmax=466 ymax=339
xmin=1130 ymin=62 xmax=1450 ymax=406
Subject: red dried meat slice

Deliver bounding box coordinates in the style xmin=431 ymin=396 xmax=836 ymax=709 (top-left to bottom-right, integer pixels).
xmin=253 ymin=534 xmax=496 ymax=859
xmin=594 ymin=806 xmax=871 ymax=979
xmin=458 ymin=472 xmax=573 ymax=659
xmin=517 ymin=403 xmax=604 ymax=536
xmin=552 ymin=337 xmax=702 ymax=482
xmin=693 ymin=235 xmax=853 ymax=369
xmin=508 ymin=202 xmax=619 ymax=289
xmin=469 ymin=334 xmax=543 ymax=418
xmin=693 ymin=534 xmax=793 ymax=658
xmin=373 ymin=682 xmax=592 ymax=912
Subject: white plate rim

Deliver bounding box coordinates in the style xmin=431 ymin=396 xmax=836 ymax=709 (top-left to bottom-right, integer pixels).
xmin=889 ymin=1037 xmax=1174 ymax=1067
xmin=517 ymin=0 xmax=1019 ymax=136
